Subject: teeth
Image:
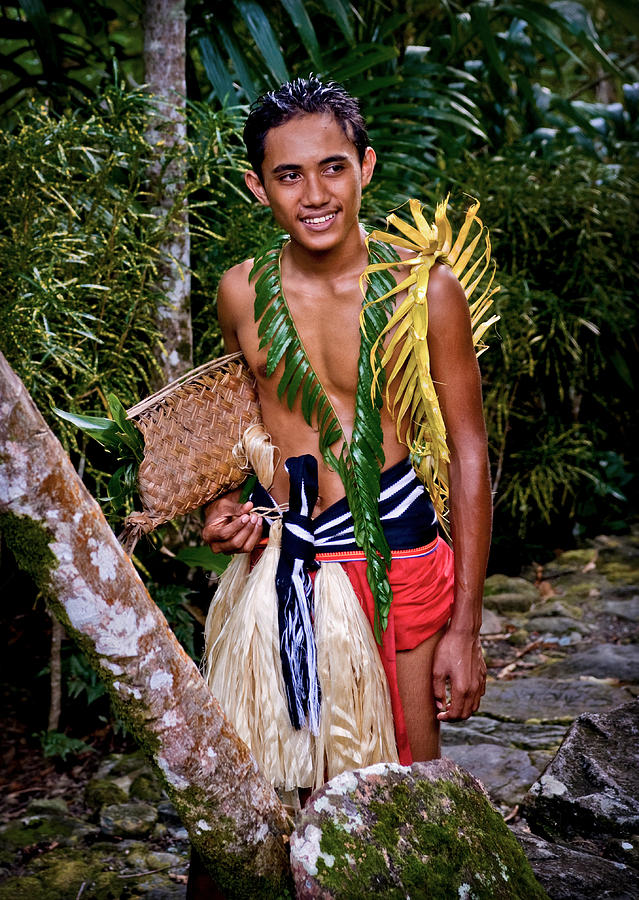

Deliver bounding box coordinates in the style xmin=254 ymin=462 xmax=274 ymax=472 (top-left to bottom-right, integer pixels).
xmin=302 ymin=213 xmax=335 ymax=224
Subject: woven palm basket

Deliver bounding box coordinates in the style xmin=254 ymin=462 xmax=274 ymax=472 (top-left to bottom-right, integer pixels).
xmin=120 ymin=352 xmax=261 ymax=552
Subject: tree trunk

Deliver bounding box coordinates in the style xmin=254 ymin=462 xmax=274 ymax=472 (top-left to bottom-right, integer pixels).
xmin=144 ymin=0 xmax=193 ymax=384
xmin=0 ymin=351 xmax=292 ymax=899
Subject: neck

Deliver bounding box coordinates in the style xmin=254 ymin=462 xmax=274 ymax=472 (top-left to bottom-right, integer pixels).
xmin=285 ymin=221 xmax=368 ymax=279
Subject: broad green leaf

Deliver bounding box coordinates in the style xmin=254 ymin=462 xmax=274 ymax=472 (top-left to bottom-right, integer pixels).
xmin=176 ymin=546 xmax=232 ymax=574
xmin=319 ymin=0 xmax=354 ymax=43
xmin=198 ymin=36 xmax=236 ymax=103
xmin=234 ymin=0 xmax=289 ymax=85
xmin=52 ymin=407 xmax=121 ymax=450
xmin=280 ymin=0 xmax=323 ymax=69
xmin=470 ymin=3 xmax=511 ymax=87
xmin=218 ymin=25 xmax=258 ymax=102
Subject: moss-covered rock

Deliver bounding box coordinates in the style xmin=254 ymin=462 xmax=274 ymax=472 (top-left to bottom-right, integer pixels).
xmin=129 ymin=771 xmax=165 ymax=803
xmin=290 ymin=759 xmax=548 ymax=899
xmin=483 ymin=575 xmax=538 ymax=613
xmin=555 ymin=548 xmax=598 ymax=568
xmin=99 ymin=801 xmax=158 ymax=838
xmin=25 ymin=798 xmax=68 ymax=816
xmin=84 ymin=777 xmax=129 ymax=810
xmin=0 ymin=811 xmax=99 ymax=860
xmin=597 ymin=559 xmax=639 ymax=585
xmin=0 ymin=875 xmax=48 ymax=900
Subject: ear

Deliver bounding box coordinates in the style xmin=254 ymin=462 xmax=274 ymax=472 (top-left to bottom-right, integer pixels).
xmin=361 ymin=147 xmax=376 ymax=189
xmin=245 ymin=170 xmax=270 ymax=206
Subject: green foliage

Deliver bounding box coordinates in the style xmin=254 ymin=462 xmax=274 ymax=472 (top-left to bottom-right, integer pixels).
xmin=0 ymin=83 xmax=163 ymax=442
xmin=0 ymin=1 xmax=143 ymax=123
xmin=36 ymin=729 xmax=94 ymax=760
xmin=176 ymin=545 xmax=232 ymax=575
xmin=0 ymin=80 xmax=249 ymax=520
xmin=335 ymin=239 xmax=401 ymax=638
xmin=152 ymin=584 xmax=197 ymax=660
xmin=429 ymin=145 xmax=639 ymax=557
xmin=65 ymin=651 xmax=106 ymax=705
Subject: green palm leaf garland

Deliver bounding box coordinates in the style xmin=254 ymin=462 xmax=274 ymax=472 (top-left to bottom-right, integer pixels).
xmin=251 ymin=234 xmax=399 ymax=640
xmin=250 ymin=236 xmax=344 ymax=456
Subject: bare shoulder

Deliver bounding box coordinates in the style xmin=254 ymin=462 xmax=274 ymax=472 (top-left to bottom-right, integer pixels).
xmin=217 ymin=258 xmax=255 ymax=351
xmin=217 ymin=258 xmax=255 ymax=310
xmin=426 ymin=262 xmax=472 ymax=337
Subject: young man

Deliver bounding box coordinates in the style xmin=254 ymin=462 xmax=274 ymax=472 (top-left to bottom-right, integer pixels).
xmin=202 ymin=77 xmax=490 ymax=766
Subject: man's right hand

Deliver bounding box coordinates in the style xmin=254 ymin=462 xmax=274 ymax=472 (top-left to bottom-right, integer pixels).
xmin=202 ymin=492 xmax=263 ymax=553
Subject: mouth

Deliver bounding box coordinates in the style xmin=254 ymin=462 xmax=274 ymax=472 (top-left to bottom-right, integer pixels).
xmin=300 ymin=212 xmax=337 ymax=228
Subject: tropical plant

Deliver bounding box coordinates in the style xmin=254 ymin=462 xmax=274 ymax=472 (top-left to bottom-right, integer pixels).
xmin=430 ymin=144 xmax=639 ymax=564
xmin=0 ymin=82 xmax=247 ymax=443
xmin=0 ymin=0 xmax=143 ymax=123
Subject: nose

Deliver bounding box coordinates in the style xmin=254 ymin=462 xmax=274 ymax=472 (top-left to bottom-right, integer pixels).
xmin=302 ymin=172 xmax=330 ymax=208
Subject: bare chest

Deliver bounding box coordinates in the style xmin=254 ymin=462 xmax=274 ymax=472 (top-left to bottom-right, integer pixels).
xmin=242 ymin=284 xmax=364 ymax=400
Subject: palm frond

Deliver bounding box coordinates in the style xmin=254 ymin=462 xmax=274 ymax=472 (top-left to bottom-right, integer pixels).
xmin=361 ymin=197 xmax=500 ymax=528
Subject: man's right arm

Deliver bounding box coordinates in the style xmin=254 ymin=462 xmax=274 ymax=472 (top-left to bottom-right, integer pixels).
xmin=201 ymin=263 xmax=264 ymax=553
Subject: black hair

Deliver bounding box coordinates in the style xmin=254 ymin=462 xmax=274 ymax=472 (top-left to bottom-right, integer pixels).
xmin=243 ymin=76 xmax=369 ymax=182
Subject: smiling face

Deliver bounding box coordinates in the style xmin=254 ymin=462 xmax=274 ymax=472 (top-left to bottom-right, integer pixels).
xmin=244 ymin=112 xmax=376 ymax=254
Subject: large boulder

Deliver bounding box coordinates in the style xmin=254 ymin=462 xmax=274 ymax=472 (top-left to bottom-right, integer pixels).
xmin=290 ymin=759 xmax=547 ymax=899
xmin=512 ymin=825 xmax=638 ymax=899
xmin=521 ymin=700 xmax=639 ymax=842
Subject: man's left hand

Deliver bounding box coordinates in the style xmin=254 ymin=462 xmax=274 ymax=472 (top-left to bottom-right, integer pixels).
xmin=431 ymin=629 xmax=486 ymax=721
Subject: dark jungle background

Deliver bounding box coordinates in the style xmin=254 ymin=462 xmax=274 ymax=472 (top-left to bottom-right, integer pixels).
xmin=1 ymin=0 xmax=637 ymax=761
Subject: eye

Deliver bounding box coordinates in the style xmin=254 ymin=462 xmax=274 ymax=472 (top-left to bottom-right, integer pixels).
xmin=325 ymin=164 xmax=345 ymax=175
xmin=278 ymin=172 xmax=300 ymax=183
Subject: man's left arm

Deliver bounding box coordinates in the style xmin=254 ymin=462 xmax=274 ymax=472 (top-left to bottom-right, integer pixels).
xmin=425 ymin=263 xmax=492 ymax=721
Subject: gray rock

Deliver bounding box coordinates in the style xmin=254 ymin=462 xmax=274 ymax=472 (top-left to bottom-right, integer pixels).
xmin=600 ymin=597 xmax=639 ymax=623
xmin=522 ymin=700 xmax=639 ymax=841
xmin=527 ymin=616 xmax=593 ymax=636
xmin=479 ymin=677 xmax=632 ymax=723
xmin=100 ymin=801 xmax=158 ymax=838
xmin=541 ymin=644 xmax=639 ymax=682
xmin=441 ymin=744 xmax=540 ymax=807
xmin=481 ymin=607 xmax=505 ymax=634
xmin=442 ymin=718 xmax=569 ymax=750
xmin=290 ymin=759 xmax=548 ymax=899
xmin=512 ymin=825 xmax=639 ymax=899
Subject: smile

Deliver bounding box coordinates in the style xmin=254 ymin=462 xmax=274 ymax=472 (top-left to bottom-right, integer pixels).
xmin=300 ymin=213 xmax=336 ymax=224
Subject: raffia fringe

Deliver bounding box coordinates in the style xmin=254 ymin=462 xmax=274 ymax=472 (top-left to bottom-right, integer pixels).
xmin=204 ymin=523 xmax=398 ymax=790
xmin=204 ymin=520 xmax=315 ymax=791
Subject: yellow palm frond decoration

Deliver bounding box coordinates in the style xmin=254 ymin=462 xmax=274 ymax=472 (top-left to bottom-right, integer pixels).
xmin=361 ymin=196 xmax=500 ymax=530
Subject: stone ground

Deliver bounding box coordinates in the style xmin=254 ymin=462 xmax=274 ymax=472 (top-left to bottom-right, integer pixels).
xmin=442 ymin=533 xmax=639 ymax=816
xmin=1 ymin=531 xmax=638 ymax=898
